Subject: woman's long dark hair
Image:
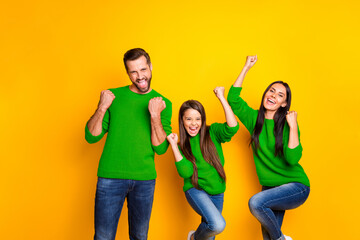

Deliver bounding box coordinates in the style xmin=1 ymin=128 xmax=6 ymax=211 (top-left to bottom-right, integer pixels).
xmin=179 ymin=100 xmax=226 ymax=189
xmin=251 ymin=81 xmax=292 ymax=156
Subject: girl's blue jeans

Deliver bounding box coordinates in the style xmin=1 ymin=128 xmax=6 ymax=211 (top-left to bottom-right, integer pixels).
xmin=248 ymin=182 xmax=310 ymax=240
xmin=185 ymin=188 xmax=226 ymax=240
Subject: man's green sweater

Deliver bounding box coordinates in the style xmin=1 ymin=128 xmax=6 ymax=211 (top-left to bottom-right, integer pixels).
xmin=85 ymin=86 xmax=172 ymax=180
xmin=227 ymin=86 xmax=310 ymax=187
xmin=175 ymin=122 xmax=239 ymax=195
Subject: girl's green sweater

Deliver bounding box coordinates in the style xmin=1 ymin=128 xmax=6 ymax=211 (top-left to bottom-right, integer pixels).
xmin=227 ymin=86 xmax=310 ymax=187
xmin=175 ymin=122 xmax=239 ymax=195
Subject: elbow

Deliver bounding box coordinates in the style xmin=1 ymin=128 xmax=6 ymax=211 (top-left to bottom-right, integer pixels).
xmin=85 ymin=137 xmax=98 ymax=144
xmin=227 ymin=98 xmax=235 ymax=107
xmin=287 ymin=158 xmax=301 ymax=166
xmin=284 ymin=144 xmax=302 ymax=165
xmin=152 ymin=141 xmax=169 ymax=155
xmin=179 ymin=172 xmax=193 ymax=179
xmin=286 ymin=153 xmax=302 ymax=166
xmin=154 ymin=148 xmax=167 ymax=155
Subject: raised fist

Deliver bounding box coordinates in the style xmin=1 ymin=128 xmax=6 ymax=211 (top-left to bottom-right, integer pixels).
xmin=213 ymin=87 xmax=225 ymax=99
xmin=286 ymin=111 xmax=298 ymax=129
xmin=167 ymin=133 xmax=178 ymax=146
xmin=98 ymin=90 xmax=115 ymax=111
xmin=148 ymin=97 xmax=166 ymax=117
xmin=244 ymin=55 xmax=257 ymax=70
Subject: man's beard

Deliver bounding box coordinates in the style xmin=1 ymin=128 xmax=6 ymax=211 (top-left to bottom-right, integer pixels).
xmin=134 ymin=75 xmax=152 ymax=93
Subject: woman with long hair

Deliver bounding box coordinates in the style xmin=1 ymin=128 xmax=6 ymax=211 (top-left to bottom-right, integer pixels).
xmin=167 ymin=87 xmax=239 ymax=240
xmin=227 ymin=55 xmax=310 ymax=240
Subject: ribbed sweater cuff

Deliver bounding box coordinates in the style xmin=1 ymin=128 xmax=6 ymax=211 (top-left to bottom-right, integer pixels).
xmin=229 ymin=86 xmax=242 ymax=95
xmin=85 ymin=124 xmax=103 ymax=143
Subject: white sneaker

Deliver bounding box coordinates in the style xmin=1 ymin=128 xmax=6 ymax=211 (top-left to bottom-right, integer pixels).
xmin=187 ymin=230 xmax=195 ymax=240
xmin=284 ymin=235 xmax=293 ymax=240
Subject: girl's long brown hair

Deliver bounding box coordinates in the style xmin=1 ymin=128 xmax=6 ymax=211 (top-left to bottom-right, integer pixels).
xmin=178 ymin=100 xmax=226 ymax=189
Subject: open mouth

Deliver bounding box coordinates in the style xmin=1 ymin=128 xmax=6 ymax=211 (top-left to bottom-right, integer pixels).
xmin=137 ymin=79 xmax=148 ymax=89
xmin=266 ymin=98 xmax=276 ymax=105
xmin=188 ymin=126 xmax=199 ymax=135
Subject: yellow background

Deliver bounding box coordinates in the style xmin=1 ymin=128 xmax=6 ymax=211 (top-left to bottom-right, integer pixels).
xmin=1 ymin=0 xmax=359 ymax=239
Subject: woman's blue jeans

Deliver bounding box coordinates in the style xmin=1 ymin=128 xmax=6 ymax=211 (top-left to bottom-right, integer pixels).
xmin=94 ymin=178 xmax=156 ymax=240
xmin=185 ymin=188 xmax=226 ymax=240
xmin=248 ymin=182 xmax=310 ymax=240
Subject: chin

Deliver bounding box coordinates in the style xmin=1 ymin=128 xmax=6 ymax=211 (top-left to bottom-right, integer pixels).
xmin=187 ymin=131 xmax=199 ymax=137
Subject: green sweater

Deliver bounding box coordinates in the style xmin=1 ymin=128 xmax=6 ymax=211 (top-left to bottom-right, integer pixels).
xmin=227 ymin=86 xmax=310 ymax=187
xmin=85 ymin=86 xmax=172 ymax=180
xmin=175 ymin=122 xmax=239 ymax=195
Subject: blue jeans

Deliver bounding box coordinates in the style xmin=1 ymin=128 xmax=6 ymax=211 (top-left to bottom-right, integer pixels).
xmin=185 ymin=188 xmax=226 ymax=240
xmin=248 ymin=182 xmax=310 ymax=240
xmin=94 ymin=178 xmax=156 ymax=240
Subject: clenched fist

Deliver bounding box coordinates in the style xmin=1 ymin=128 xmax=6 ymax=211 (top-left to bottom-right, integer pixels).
xmin=98 ymin=90 xmax=115 ymax=111
xmin=213 ymin=87 xmax=225 ymax=99
xmin=148 ymin=97 xmax=166 ymax=117
xmin=244 ymin=55 xmax=257 ymax=70
xmin=286 ymin=111 xmax=298 ymax=129
xmin=166 ymin=133 xmax=178 ymax=146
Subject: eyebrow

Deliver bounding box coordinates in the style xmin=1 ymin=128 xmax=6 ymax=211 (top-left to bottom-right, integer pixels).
xmin=271 ymin=87 xmax=285 ymax=95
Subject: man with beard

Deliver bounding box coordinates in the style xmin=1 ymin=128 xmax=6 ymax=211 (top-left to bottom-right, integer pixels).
xmin=85 ymin=48 xmax=172 ymax=240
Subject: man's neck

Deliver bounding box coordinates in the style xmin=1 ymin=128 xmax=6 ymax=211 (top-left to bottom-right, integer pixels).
xmin=129 ymin=84 xmax=152 ymax=94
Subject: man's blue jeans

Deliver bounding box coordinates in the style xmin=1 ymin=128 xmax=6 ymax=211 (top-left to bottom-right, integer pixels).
xmin=248 ymin=182 xmax=310 ymax=240
xmin=185 ymin=188 xmax=226 ymax=240
xmin=94 ymin=178 xmax=156 ymax=240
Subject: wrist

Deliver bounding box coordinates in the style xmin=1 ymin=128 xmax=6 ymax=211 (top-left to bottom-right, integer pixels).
xmin=97 ymin=107 xmax=107 ymax=114
xmin=242 ymin=66 xmax=250 ymax=73
xmin=289 ymin=124 xmax=297 ymax=130
xmin=217 ymin=95 xmax=226 ymax=101
xmin=150 ymin=113 xmax=161 ymax=119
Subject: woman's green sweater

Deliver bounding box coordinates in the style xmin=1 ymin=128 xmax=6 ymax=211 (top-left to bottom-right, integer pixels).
xmin=227 ymin=86 xmax=310 ymax=187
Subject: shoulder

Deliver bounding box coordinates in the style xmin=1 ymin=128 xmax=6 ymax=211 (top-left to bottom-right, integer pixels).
xmin=108 ymin=86 xmax=130 ymax=96
xmin=208 ymin=123 xmax=220 ymax=136
xmin=150 ymin=89 xmax=172 ymax=105
xmin=209 ymin=122 xmax=220 ymax=131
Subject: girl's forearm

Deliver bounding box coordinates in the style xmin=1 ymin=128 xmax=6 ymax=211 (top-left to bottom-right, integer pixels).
xmin=219 ymin=97 xmax=237 ymax=127
xmin=170 ymin=144 xmax=184 ymax=162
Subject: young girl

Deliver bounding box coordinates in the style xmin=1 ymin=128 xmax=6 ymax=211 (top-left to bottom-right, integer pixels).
xmin=167 ymin=87 xmax=239 ymax=240
xmin=227 ymin=55 xmax=310 ymax=240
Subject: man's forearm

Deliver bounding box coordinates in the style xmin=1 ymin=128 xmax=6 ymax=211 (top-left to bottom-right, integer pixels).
xmin=150 ymin=115 xmax=167 ymax=146
xmin=87 ymin=108 xmax=106 ymax=136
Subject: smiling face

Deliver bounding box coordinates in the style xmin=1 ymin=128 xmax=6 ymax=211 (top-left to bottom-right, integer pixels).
xmin=263 ymin=83 xmax=287 ymax=113
xmin=126 ymin=55 xmax=152 ymax=94
xmin=182 ymin=108 xmax=202 ymax=137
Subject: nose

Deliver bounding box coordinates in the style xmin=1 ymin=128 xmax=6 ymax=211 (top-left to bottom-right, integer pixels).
xmin=139 ymin=71 xmax=146 ymax=79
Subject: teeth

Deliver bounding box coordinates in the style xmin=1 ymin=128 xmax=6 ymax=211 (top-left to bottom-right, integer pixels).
xmin=138 ymin=80 xmax=147 ymax=87
xmin=268 ymin=98 xmax=275 ymax=104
